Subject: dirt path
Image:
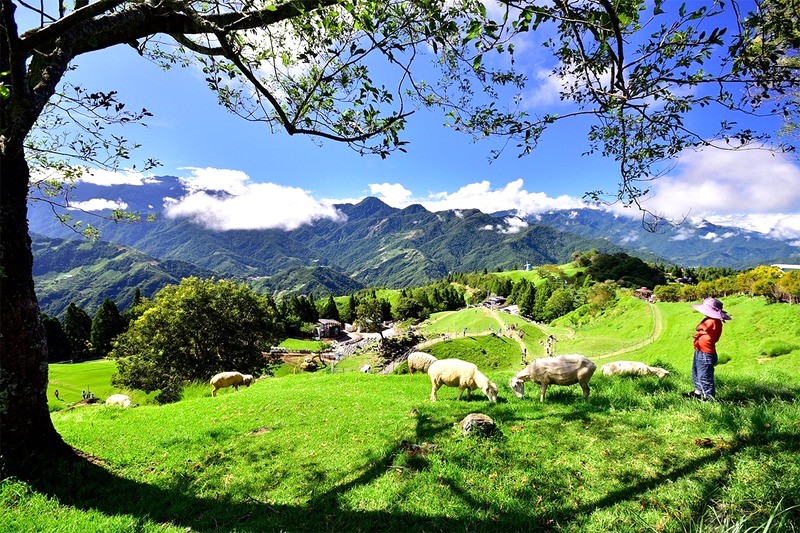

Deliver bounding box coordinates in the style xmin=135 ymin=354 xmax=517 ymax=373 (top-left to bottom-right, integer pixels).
xmin=488 ymin=308 xmax=528 ymax=355
xmin=594 ymin=302 xmax=663 ymax=360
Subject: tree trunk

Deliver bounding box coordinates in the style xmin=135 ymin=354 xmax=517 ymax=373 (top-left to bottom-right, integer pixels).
xmin=0 ymin=143 xmax=70 ymax=474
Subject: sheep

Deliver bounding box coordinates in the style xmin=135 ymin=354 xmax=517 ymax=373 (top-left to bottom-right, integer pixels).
xmin=428 ymin=358 xmax=498 ymax=403
xmin=407 ymin=351 xmax=438 ymax=374
xmin=210 ymin=371 xmax=254 ymax=397
xmin=510 ymin=354 xmax=596 ymax=402
xmin=360 ymin=364 xmax=371 ymax=373
xmin=601 ymin=361 xmax=670 ymax=378
xmin=105 ymin=393 xmax=133 ymax=407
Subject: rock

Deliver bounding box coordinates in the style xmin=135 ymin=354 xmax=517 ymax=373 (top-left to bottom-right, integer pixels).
xmin=459 ymin=413 xmax=499 ymax=437
xmin=299 ymin=361 xmax=318 ymax=372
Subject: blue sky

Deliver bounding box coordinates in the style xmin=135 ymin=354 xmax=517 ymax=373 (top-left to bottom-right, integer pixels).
xmin=20 ymin=2 xmax=800 ymax=242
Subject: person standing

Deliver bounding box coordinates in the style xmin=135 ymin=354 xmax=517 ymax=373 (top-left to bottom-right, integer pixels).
xmin=687 ymin=297 xmax=732 ymax=401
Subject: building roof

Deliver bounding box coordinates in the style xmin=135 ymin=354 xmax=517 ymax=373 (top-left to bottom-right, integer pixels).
xmin=772 ymin=264 xmax=800 ymax=271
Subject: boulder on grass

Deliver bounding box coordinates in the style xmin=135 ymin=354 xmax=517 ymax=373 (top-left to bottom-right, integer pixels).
xmin=459 ymin=413 xmax=499 ymax=437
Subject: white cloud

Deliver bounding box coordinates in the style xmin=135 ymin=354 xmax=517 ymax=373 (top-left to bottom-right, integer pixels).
xmin=670 ymin=227 xmax=695 ymax=241
xmin=523 ymin=69 xmax=566 ymax=108
xmin=368 ymin=183 xmax=414 ymax=206
xmin=178 ymin=167 xmax=252 ymax=195
xmin=641 ymin=148 xmax=800 ymax=220
xmin=355 ymin=178 xmax=586 ymax=216
xmin=70 ymin=198 xmax=128 ymax=211
xmin=164 ymin=168 xmax=345 ymax=231
xmin=705 ymin=213 xmax=800 ymax=243
xmin=619 ymin=230 xmax=640 ymax=244
xmin=498 ymin=216 xmax=529 ymax=234
xmin=77 ymin=168 xmax=157 ymax=186
xmin=421 ymin=179 xmax=586 ymax=215
xmin=701 ymin=232 xmax=718 ymax=241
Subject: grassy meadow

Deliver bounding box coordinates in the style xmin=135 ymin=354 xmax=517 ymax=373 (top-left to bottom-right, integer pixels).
xmin=3 ymin=295 xmax=799 ymax=531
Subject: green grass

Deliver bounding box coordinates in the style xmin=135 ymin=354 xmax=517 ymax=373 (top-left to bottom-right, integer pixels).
xmin=13 ymin=295 xmax=798 ymax=531
xmin=279 ymin=338 xmax=330 ymax=351
xmin=422 ymin=308 xmax=498 ymax=335
xmin=426 ymin=334 xmax=522 ymax=371
xmin=46 ymin=359 xmax=156 ymax=411
xmin=554 ymin=294 xmax=657 ymax=357
xmin=8 ymin=368 xmax=799 ymax=532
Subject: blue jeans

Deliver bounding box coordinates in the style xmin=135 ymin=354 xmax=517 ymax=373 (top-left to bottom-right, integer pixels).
xmin=692 ymin=349 xmax=717 ymax=399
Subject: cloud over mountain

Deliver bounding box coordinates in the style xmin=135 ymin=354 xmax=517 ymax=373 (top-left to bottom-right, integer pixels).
xmin=162 ymin=167 xmax=346 ymax=231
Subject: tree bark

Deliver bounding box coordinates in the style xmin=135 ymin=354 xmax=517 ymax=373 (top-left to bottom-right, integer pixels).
xmin=0 ymin=142 xmax=71 ymax=474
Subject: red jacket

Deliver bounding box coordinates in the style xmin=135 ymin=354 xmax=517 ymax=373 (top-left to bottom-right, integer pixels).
xmin=694 ymin=317 xmax=722 ymax=354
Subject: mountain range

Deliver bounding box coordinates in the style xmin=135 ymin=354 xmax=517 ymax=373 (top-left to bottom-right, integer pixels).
xmin=27 ymin=175 xmax=799 ymax=316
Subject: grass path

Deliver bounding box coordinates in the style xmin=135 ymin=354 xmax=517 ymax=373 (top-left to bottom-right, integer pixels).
xmin=488 ymin=308 xmax=527 ymax=355
xmin=593 ymin=302 xmax=663 ymax=360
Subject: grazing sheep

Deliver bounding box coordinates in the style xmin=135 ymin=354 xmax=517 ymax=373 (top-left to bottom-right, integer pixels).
xmin=510 ymin=354 xmax=596 ymax=402
xmin=360 ymin=364 xmax=371 ymax=373
xmin=210 ymin=371 xmax=254 ymax=397
xmin=407 ymin=351 xmax=438 ymax=374
xmin=601 ymin=361 xmax=670 ymax=378
xmin=105 ymin=393 xmax=133 ymax=408
xmin=428 ymin=358 xmax=498 ymax=403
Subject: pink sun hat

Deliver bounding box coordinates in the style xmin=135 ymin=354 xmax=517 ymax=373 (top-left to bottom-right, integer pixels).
xmin=692 ymin=297 xmax=732 ymax=322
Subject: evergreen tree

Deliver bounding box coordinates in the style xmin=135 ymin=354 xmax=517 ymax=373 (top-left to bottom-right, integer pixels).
xmin=395 ymin=296 xmax=427 ymax=321
xmin=41 ymin=314 xmax=71 ymax=363
xmin=91 ymin=299 xmax=127 ymax=357
xmin=519 ymin=280 xmax=537 ymax=317
xmin=533 ymin=280 xmax=557 ymax=322
xmin=344 ymin=294 xmax=359 ymax=324
xmin=63 ymin=303 xmax=92 ymax=361
xmin=320 ymin=295 xmax=341 ymax=322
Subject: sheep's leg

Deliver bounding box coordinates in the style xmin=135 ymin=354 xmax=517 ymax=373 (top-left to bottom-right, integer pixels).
xmin=580 ymin=382 xmax=590 ymax=399
xmin=457 ymin=387 xmax=464 ymax=401
xmin=430 ymin=382 xmax=440 ymax=402
xmin=234 ymin=385 xmax=239 ymax=392
xmin=212 ymin=387 xmax=218 ymax=397
xmin=539 ymin=383 xmax=548 ymax=402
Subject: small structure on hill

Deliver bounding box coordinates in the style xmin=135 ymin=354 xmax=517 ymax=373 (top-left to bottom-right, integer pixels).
xmin=316 ymin=319 xmax=342 ymax=339
xmin=634 ymin=287 xmax=654 ymax=302
xmin=772 ymin=264 xmax=800 ymax=272
xmin=485 ymin=295 xmax=506 ymax=307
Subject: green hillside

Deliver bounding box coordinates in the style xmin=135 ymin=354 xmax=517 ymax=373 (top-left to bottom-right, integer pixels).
xmin=9 ymin=296 xmax=797 ymax=531
xmin=32 ymin=234 xmax=216 ymax=316
xmin=7 ymin=357 xmax=795 ymax=531
xmin=46 ymin=359 xmax=153 ymax=410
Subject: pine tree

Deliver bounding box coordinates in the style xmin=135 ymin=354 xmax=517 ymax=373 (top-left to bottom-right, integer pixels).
xmin=320 ymin=295 xmax=341 ymax=322
xmin=91 ymin=299 xmax=127 ymax=357
xmin=41 ymin=314 xmax=71 ymax=363
xmin=63 ymin=303 xmax=92 ymax=361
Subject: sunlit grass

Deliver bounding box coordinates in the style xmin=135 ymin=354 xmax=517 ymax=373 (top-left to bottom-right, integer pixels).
xmin=10 ymin=368 xmax=798 ymax=532
xmin=24 ymin=295 xmax=799 ymax=531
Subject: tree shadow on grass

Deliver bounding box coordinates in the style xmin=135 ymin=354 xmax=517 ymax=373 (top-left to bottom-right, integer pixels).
xmin=717 ymin=375 xmax=800 ymax=405
xmin=14 ymin=397 xmax=800 ymax=531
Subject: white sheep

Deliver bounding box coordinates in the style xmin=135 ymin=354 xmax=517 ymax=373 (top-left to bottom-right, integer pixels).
xmin=407 ymin=351 xmax=438 ymax=374
xmin=510 ymin=354 xmax=596 ymax=402
xmin=105 ymin=393 xmax=133 ymax=407
xmin=428 ymin=358 xmax=498 ymax=403
xmin=360 ymin=364 xmax=371 ymax=373
xmin=210 ymin=371 xmax=254 ymax=397
xmin=601 ymin=361 xmax=670 ymax=378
